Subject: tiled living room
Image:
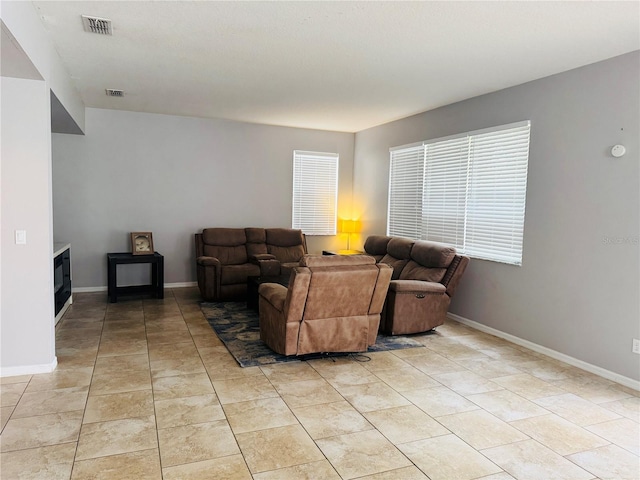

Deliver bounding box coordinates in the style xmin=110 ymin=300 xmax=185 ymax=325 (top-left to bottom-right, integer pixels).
xmin=2 ymin=2 xmax=639 ymax=479
xmin=2 ymin=287 xmax=638 ymax=479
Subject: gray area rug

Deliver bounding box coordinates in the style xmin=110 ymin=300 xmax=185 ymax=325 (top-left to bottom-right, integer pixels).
xmin=201 ymin=301 xmax=425 ymax=367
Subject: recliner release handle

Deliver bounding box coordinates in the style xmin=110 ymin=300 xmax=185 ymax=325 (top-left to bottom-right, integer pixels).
xmin=415 ymin=294 xmax=425 ymax=299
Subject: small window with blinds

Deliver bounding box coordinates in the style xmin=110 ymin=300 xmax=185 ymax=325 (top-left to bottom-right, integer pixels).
xmin=388 ymin=121 xmax=530 ymax=265
xmin=292 ymin=150 xmax=339 ymax=235
xmin=387 ymin=143 xmax=425 ymax=240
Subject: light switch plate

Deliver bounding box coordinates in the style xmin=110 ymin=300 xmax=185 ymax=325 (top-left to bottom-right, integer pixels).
xmin=15 ymin=230 xmax=27 ymax=245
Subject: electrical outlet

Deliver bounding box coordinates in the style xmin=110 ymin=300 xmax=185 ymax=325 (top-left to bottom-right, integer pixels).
xmin=633 ymin=339 xmax=640 ymax=355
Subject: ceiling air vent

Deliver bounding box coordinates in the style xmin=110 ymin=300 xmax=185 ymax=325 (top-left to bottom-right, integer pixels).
xmin=105 ymin=89 xmax=124 ymax=97
xmin=81 ymin=15 xmax=112 ymax=35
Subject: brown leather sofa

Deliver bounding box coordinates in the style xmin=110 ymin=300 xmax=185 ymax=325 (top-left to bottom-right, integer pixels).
xmin=195 ymin=228 xmax=307 ymax=301
xmin=364 ymin=235 xmax=469 ymax=335
xmin=258 ymin=254 xmax=392 ymax=356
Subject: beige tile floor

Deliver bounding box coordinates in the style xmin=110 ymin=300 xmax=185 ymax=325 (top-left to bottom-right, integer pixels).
xmin=1 ymin=287 xmax=639 ymax=479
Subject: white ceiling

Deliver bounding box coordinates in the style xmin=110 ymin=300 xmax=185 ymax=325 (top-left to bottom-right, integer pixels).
xmin=33 ymin=1 xmax=639 ymax=133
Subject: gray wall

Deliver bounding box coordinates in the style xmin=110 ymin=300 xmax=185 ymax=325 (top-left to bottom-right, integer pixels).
xmin=1 ymin=76 xmax=56 ymax=372
xmin=1 ymin=1 xmax=84 ymax=375
xmin=353 ymin=52 xmax=640 ymax=381
xmin=52 ymin=108 xmax=354 ymax=289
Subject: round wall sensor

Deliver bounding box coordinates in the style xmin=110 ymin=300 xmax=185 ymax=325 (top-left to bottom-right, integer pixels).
xmin=611 ymin=145 xmax=626 ymax=158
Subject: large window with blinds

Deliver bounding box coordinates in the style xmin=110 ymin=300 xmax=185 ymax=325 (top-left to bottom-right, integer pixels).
xmin=292 ymin=150 xmax=339 ymax=235
xmin=388 ymin=121 xmax=531 ymax=265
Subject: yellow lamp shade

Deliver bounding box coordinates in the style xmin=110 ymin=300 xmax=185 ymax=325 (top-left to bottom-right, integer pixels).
xmin=339 ymin=219 xmax=361 ymax=234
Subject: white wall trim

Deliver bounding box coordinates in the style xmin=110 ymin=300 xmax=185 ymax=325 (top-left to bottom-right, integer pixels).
xmin=72 ymin=286 xmax=107 ymax=293
xmin=73 ymin=281 xmax=197 ymax=293
xmin=0 ymin=357 xmax=57 ymax=378
xmin=165 ymin=282 xmax=198 ymax=289
xmin=448 ymin=312 xmax=640 ymax=392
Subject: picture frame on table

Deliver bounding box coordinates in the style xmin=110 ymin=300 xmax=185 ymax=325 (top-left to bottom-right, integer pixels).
xmin=131 ymin=232 xmax=154 ymax=255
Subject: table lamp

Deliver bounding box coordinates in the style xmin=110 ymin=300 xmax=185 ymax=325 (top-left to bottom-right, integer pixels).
xmin=339 ymin=219 xmax=361 ymax=251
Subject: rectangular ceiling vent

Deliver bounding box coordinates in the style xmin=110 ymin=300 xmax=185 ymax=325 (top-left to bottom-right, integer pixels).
xmin=105 ymin=89 xmax=124 ymax=97
xmin=82 ymin=15 xmax=112 ymax=35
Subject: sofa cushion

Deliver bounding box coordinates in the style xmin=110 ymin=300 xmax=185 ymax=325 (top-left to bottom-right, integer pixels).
xmin=202 ymin=228 xmax=246 ymax=246
xmin=245 ymin=228 xmax=268 ymax=257
xmin=410 ymin=240 xmax=457 ymax=268
xmin=378 ymin=237 xmax=414 ymax=279
xmin=221 ymin=263 xmax=260 ymax=285
xmin=203 ymin=245 xmax=247 ymax=265
xmin=245 ymin=228 xmax=266 ymax=243
xmin=201 ymin=228 xmax=249 ymax=265
xmin=395 ymin=241 xmax=456 ymax=283
xmin=266 ymin=228 xmax=304 ymax=247
xmin=364 ymin=235 xmax=392 ymax=257
xmin=247 ymin=243 xmax=269 ymax=256
xmin=265 ymin=228 xmax=305 ymax=263
xmin=387 ymin=237 xmax=414 ymax=259
xmin=379 ymin=254 xmax=409 ymax=280
xmin=268 ymin=244 xmax=305 ymax=263
xmin=399 ymin=261 xmax=447 ymax=283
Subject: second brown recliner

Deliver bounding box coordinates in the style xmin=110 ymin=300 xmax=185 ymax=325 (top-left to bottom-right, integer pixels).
xmin=364 ymin=235 xmax=469 ymax=335
xmin=258 ymin=255 xmax=392 ymax=356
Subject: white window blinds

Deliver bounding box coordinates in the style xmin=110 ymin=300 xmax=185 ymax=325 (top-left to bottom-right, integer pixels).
xmin=388 ymin=144 xmax=424 ymax=240
xmin=422 ymin=137 xmax=469 ymax=247
xmin=292 ymin=150 xmax=339 ymax=235
xmin=387 ymin=121 xmax=530 ymax=265
xmin=464 ymin=125 xmax=530 ymax=264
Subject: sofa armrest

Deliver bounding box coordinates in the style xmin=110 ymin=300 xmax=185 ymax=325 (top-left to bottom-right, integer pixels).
xmin=258 ymin=283 xmax=288 ymax=313
xmin=196 ymin=256 xmax=222 ymax=301
xmin=369 ymin=264 xmax=392 ymax=315
xmin=250 ymin=254 xmax=281 ymax=276
xmin=283 ymin=267 xmax=311 ymax=323
xmin=442 ymin=255 xmax=470 ymax=297
xmin=250 ymin=254 xmax=276 ymax=262
xmin=389 ymin=280 xmax=446 ymax=295
xmin=196 ymin=256 xmax=221 ymax=267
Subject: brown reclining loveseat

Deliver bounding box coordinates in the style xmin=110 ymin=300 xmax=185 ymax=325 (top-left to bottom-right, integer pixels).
xmin=195 ymin=227 xmax=306 ymax=301
xmin=364 ymin=235 xmax=469 ymax=335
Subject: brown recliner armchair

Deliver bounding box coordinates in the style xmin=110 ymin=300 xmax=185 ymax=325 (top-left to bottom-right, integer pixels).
xmin=381 ymin=240 xmax=469 ymax=335
xmin=258 ymin=255 xmax=392 ymax=356
xmin=364 ymin=235 xmax=469 ymax=335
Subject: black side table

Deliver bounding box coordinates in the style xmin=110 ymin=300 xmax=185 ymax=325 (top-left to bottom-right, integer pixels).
xmin=107 ymin=252 xmax=164 ymax=303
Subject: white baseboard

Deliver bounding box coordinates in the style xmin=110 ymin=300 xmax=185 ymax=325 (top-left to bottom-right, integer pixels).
xmin=73 ymin=286 xmax=107 ymax=293
xmin=166 ymin=282 xmax=198 ymax=289
xmin=73 ymin=282 xmax=197 ymax=293
xmin=447 ymin=312 xmax=640 ymax=392
xmin=0 ymin=357 xmax=58 ymax=378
